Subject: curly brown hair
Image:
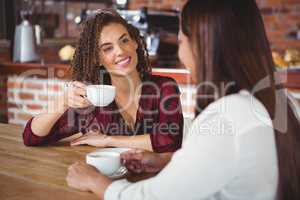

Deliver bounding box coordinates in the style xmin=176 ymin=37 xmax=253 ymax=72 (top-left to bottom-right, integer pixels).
xmin=71 ymin=9 xmax=151 ymax=84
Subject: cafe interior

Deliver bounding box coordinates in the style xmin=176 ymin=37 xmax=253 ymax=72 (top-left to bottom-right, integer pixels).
xmin=0 ymin=0 xmax=300 ymax=199
xmin=0 ymin=0 xmax=300 ymax=125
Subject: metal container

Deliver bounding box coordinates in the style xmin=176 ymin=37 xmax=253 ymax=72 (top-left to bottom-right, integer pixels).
xmin=13 ymin=19 xmax=39 ymax=63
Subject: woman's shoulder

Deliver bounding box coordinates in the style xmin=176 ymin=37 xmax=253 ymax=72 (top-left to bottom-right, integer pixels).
xmin=193 ymin=90 xmax=273 ymax=135
xmin=215 ymin=90 xmax=269 ymax=115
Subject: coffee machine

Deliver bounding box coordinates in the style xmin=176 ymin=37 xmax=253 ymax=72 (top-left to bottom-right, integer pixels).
xmin=118 ymin=8 xmax=179 ymax=66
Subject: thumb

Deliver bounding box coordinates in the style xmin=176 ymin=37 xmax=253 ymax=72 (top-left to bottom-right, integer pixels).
xmin=70 ymin=138 xmax=87 ymax=146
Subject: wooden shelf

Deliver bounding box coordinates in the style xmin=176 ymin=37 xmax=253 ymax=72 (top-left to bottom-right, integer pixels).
xmin=0 ymin=62 xmax=71 ymax=79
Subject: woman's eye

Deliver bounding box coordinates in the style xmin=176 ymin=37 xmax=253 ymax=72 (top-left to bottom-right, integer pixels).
xmin=122 ymin=38 xmax=129 ymax=43
xmin=103 ymin=46 xmax=113 ymax=52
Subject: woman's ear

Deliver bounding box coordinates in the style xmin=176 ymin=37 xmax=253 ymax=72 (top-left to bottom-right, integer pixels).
xmin=133 ymin=39 xmax=138 ymax=50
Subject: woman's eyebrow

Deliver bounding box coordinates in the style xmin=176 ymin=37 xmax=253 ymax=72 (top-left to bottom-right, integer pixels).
xmin=100 ymin=33 xmax=128 ymax=49
xmin=119 ymin=33 xmax=128 ymax=40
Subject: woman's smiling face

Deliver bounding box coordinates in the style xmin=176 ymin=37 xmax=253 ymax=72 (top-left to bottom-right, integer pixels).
xmin=99 ymin=23 xmax=139 ymax=77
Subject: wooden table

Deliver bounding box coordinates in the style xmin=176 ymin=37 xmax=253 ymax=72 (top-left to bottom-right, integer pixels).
xmin=0 ymin=123 xmax=153 ymax=200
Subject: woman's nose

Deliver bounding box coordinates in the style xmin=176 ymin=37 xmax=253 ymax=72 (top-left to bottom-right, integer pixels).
xmin=114 ymin=45 xmax=124 ymax=56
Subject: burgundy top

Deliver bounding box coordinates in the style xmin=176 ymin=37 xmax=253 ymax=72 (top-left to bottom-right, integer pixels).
xmin=23 ymin=75 xmax=183 ymax=153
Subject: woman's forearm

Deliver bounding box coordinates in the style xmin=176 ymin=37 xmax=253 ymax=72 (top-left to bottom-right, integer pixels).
xmin=107 ymin=134 xmax=153 ymax=151
xmin=31 ymin=95 xmax=67 ymax=137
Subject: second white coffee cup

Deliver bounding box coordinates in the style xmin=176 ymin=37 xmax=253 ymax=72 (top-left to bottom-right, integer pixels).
xmin=86 ymin=151 xmax=121 ymax=176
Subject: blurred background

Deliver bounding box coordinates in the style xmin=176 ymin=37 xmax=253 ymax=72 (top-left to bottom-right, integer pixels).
xmin=0 ymin=0 xmax=300 ymax=126
xmin=0 ymin=0 xmax=299 ymax=66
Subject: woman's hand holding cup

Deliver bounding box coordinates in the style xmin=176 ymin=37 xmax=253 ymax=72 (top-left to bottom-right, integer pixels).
xmin=60 ymin=82 xmax=116 ymax=110
xmin=63 ymin=81 xmax=91 ymax=109
xmin=120 ymin=150 xmax=173 ymax=174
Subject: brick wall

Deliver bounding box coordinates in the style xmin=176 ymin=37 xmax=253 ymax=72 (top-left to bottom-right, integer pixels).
xmin=6 ymin=75 xmax=196 ymax=126
xmin=7 ymin=76 xmax=65 ymax=125
xmin=257 ymin=0 xmax=300 ymax=51
xmin=129 ymin=0 xmax=300 ymax=52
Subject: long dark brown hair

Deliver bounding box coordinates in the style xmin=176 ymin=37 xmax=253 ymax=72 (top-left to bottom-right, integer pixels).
xmin=71 ymin=9 xmax=151 ymax=84
xmin=182 ymin=0 xmax=300 ymax=199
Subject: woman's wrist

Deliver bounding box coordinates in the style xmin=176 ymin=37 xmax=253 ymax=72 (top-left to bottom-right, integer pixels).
xmin=105 ymin=136 xmax=129 ymax=148
xmin=157 ymin=152 xmax=173 ymax=169
xmin=103 ymin=136 xmax=114 ymax=147
xmin=88 ymin=174 xmax=112 ymax=199
xmin=49 ymin=94 xmax=68 ymax=114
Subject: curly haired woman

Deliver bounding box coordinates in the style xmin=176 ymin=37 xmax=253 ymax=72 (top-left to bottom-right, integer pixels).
xmin=22 ymin=10 xmax=183 ymax=153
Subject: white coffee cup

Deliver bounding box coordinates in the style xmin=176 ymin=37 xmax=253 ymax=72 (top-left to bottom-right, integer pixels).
xmin=86 ymin=151 xmax=121 ymax=176
xmin=86 ymin=85 xmax=116 ymax=107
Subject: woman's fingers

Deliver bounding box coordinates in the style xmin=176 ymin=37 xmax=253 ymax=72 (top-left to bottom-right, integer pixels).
xmin=72 ymin=81 xmax=86 ymax=90
xmin=85 ymin=130 xmax=99 ymax=136
xmin=121 ymin=150 xmax=143 ymax=161
xmin=68 ymin=95 xmax=90 ymax=108
xmin=121 ymin=150 xmax=163 ymax=173
xmin=66 ymin=81 xmax=86 ymax=96
xmin=121 ymin=149 xmax=143 ymax=159
xmin=70 ymin=130 xmax=106 ymax=146
xmin=73 ymin=87 xmax=86 ymax=97
xmin=70 ymin=140 xmax=84 ymax=146
xmin=71 ymin=130 xmax=98 ymax=143
xmin=125 ymin=160 xmax=143 ymax=173
xmin=71 ymin=139 xmax=87 ymax=146
xmin=71 ymin=136 xmax=88 ymax=144
xmin=65 ymin=81 xmax=91 ymax=108
xmin=70 ymin=135 xmax=89 ymax=146
xmin=120 ymin=150 xmax=145 ymax=169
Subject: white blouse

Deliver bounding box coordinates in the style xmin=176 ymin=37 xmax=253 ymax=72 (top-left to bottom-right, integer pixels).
xmin=105 ymin=90 xmax=278 ymax=200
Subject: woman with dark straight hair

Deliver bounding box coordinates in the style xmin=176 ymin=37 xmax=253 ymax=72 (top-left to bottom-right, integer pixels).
xmin=179 ymin=0 xmax=300 ymax=199
xmin=66 ymin=1 xmax=300 ymax=199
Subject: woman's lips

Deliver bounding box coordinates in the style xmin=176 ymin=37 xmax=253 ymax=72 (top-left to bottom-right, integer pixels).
xmin=115 ymin=57 xmax=131 ymax=68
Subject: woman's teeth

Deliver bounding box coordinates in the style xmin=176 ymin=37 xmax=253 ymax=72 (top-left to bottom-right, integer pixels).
xmin=116 ymin=57 xmax=130 ymax=65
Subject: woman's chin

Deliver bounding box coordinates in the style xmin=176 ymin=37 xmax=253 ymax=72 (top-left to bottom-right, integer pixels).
xmin=112 ymin=67 xmax=137 ymax=77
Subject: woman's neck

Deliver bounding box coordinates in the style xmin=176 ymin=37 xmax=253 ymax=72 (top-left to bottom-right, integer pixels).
xmin=111 ymin=70 xmax=142 ymax=99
